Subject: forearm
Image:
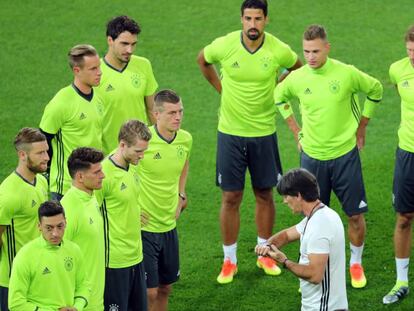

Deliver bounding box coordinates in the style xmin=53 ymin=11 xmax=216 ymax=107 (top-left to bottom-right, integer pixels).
xmin=197 ymin=50 xmax=222 ymax=94
xmin=283 ymin=259 xmax=321 ymax=284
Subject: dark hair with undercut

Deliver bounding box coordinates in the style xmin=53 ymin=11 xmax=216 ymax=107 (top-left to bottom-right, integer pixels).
xmin=303 ymin=24 xmax=328 ymax=41
xmin=405 ymin=25 xmax=414 ymax=42
xmin=67 ymin=147 xmax=104 ymax=178
xmin=14 ymin=127 xmax=46 ymax=152
xmin=118 ymin=119 xmax=152 ymax=146
xmin=38 ymin=200 xmax=65 ymax=221
xmin=241 ymin=0 xmax=268 ymax=17
xmin=276 ymin=168 xmax=320 ymax=202
xmin=68 ymin=44 xmax=98 ymax=69
xmin=154 ymin=89 xmax=181 ymax=112
xmin=106 ymin=15 xmax=141 ymax=40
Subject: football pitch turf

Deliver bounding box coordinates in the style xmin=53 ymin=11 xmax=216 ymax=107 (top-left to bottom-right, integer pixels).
xmin=1 ymin=0 xmax=414 ymax=310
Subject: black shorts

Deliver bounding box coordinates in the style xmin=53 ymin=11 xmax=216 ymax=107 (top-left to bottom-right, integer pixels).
xmin=301 ymin=147 xmax=367 ymax=217
xmin=50 ymin=192 xmax=63 ymax=201
xmin=142 ymin=229 xmax=179 ymax=288
xmin=104 ymin=262 xmax=147 ymax=311
xmin=393 ymin=147 xmax=414 ymax=213
xmin=216 ymin=131 xmax=283 ymax=191
xmin=0 ymin=286 xmax=8 ymax=311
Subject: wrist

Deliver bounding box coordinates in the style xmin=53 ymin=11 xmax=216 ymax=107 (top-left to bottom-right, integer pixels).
xmin=282 ymin=258 xmax=290 ymax=269
xmin=178 ymin=192 xmax=186 ymax=201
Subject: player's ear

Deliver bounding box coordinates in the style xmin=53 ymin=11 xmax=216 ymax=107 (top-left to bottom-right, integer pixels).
xmin=73 ymin=66 xmax=81 ymax=74
xmin=107 ymin=36 xmax=113 ymax=46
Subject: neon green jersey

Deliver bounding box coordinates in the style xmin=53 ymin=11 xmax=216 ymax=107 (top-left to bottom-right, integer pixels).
xmin=203 ymin=31 xmax=298 ymax=137
xmin=275 ymin=58 xmax=383 ymax=160
xmin=39 ymin=85 xmax=102 ymax=195
xmin=389 ymin=57 xmax=414 ymax=153
xmin=0 ymin=172 xmax=48 ymax=287
xmin=96 ymin=56 xmax=158 ymax=155
xmin=9 ymin=236 xmax=90 ymax=311
xmin=95 ymin=157 xmax=142 ymax=268
xmin=137 ymin=126 xmax=192 ymax=233
xmin=61 ymin=187 xmax=104 ymax=311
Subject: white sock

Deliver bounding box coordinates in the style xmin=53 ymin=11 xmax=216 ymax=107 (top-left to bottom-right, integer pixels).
xmin=223 ymin=243 xmax=237 ymax=264
xmin=257 ymin=237 xmax=268 ymax=247
xmin=350 ymin=243 xmax=364 ymax=265
xmin=396 ymin=257 xmax=409 ymax=283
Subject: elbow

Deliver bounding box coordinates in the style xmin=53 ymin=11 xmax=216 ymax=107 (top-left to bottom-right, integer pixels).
xmin=308 ymin=274 xmax=324 ymax=285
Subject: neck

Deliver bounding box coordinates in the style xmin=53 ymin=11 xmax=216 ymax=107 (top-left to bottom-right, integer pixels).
xmin=111 ymin=148 xmax=128 ymax=169
xmin=105 ymin=53 xmax=126 ymax=71
xmin=303 ymin=200 xmax=321 ymax=217
xmin=242 ymin=32 xmax=264 ymax=51
xmin=73 ymin=79 xmax=92 ymax=94
xmin=15 ymin=164 xmax=36 ymax=184
xmin=157 ymin=124 xmax=176 ymax=141
xmin=72 ymin=181 xmax=93 ymax=196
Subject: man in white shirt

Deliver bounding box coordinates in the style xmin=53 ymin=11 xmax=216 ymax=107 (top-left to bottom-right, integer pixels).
xmin=256 ymin=168 xmax=348 ymax=311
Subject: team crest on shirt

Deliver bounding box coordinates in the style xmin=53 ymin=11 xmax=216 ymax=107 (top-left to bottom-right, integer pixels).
xmin=260 ymin=56 xmax=272 ymax=71
xmin=64 ymin=257 xmax=73 ymax=271
xmin=96 ymin=102 xmax=104 ymax=116
xmin=176 ymin=145 xmax=185 ymax=159
xmin=131 ymin=73 xmax=142 ymax=88
xmin=109 ymin=304 xmax=119 ymax=311
xmin=329 ymin=80 xmax=340 ymax=94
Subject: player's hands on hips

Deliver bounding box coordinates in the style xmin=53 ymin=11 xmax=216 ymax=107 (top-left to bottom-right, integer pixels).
xmin=175 ymin=195 xmax=187 ymax=219
xmin=141 ymin=212 xmax=150 ymax=227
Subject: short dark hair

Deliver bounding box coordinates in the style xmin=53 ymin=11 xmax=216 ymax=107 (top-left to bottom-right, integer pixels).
xmin=68 ymin=44 xmax=98 ymax=69
xmin=38 ymin=200 xmax=65 ymax=221
xmin=67 ymin=147 xmax=104 ymax=178
xmin=303 ymin=24 xmax=328 ymax=41
xmin=106 ymin=15 xmax=141 ymax=40
xmin=241 ymin=0 xmax=268 ymax=17
xmin=14 ymin=127 xmax=46 ymax=152
xmin=405 ymin=25 xmax=414 ymax=42
xmin=276 ymin=168 xmax=320 ymax=202
xmin=154 ymin=89 xmax=181 ymax=112
xmin=118 ymin=120 xmax=152 ymax=145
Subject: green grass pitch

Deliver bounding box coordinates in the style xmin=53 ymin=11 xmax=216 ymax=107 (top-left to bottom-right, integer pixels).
xmin=1 ymin=0 xmax=413 ymax=310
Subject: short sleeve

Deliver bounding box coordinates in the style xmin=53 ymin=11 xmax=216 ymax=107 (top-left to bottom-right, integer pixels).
xmin=0 ymin=189 xmax=16 ymax=225
xmin=144 ymin=60 xmax=158 ymax=96
xmin=39 ymin=96 xmax=66 ymax=134
xmin=274 ymin=40 xmax=298 ymax=69
xmin=203 ymin=35 xmax=228 ymax=64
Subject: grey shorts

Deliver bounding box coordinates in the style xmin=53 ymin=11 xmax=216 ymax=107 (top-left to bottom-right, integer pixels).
xmin=301 ymin=147 xmax=367 ymax=216
xmin=142 ymin=229 xmax=179 ymax=288
xmin=216 ymin=131 xmax=282 ymax=191
xmin=104 ymin=262 xmax=147 ymax=311
xmin=393 ymin=147 xmax=414 ymax=213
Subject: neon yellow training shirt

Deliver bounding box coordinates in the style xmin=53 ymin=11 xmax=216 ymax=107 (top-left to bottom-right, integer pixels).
xmin=204 ymin=31 xmax=298 ymax=137
xmin=389 ymin=57 xmax=414 ymax=153
xmin=275 ymin=58 xmax=383 ymax=160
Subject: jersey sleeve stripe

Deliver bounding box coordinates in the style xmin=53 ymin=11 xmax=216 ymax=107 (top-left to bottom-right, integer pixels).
xmin=100 ymin=200 xmax=110 ymax=267
xmin=56 ymin=130 xmax=65 ymax=195
xmin=319 ymin=257 xmax=330 ymax=311
xmin=367 ymin=96 xmax=381 ymax=103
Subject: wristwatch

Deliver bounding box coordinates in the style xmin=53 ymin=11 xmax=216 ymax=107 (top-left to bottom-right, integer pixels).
xmin=178 ymin=192 xmax=186 ymax=201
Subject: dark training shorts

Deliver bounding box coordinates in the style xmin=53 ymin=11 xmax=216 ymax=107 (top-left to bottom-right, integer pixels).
xmin=393 ymin=147 xmax=414 ymax=213
xmin=216 ymin=131 xmax=283 ymax=191
xmin=0 ymin=286 xmax=8 ymax=311
xmin=142 ymin=229 xmax=179 ymax=288
xmin=104 ymin=262 xmax=147 ymax=311
xmin=301 ymin=147 xmax=367 ymax=217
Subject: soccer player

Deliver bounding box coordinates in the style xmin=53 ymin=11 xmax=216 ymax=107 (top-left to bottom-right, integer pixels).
xmin=197 ymin=0 xmax=302 ymax=283
xmin=8 ymin=201 xmax=90 ymax=311
xmin=0 ymin=128 xmax=49 ymax=311
xmin=382 ymin=25 xmax=414 ymax=304
xmin=39 ymin=44 xmax=102 ymax=200
xmin=256 ymin=168 xmax=348 ymax=310
xmin=138 ymin=89 xmax=192 ymax=311
xmin=97 ymin=15 xmax=158 ymax=155
xmin=95 ymin=120 xmax=152 ymax=311
xmin=61 ymin=147 xmax=105 ymax=311
xmin=274 ymin=24 xmax=383 ymax=288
